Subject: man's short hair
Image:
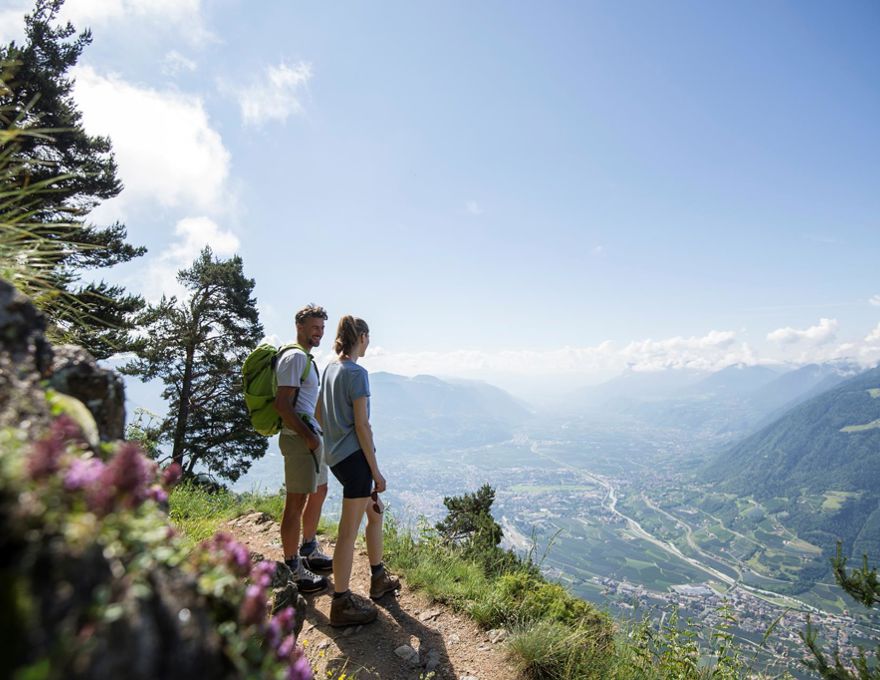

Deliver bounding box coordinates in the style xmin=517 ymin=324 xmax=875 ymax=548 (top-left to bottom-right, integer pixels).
xmin=295 ymin=304 xmax=328 ymax=325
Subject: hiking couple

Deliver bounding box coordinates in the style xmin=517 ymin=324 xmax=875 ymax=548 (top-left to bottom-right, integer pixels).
xmin=274 ymin=304 xmax=398 ymax=627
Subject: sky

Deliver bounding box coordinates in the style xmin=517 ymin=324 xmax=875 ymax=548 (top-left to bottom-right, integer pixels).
xmin=2 ymin=0 xmax=879 ymax=400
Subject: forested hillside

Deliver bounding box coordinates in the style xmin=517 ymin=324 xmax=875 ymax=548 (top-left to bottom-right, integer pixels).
xmin=704 ymin=365 xmax=880 ymax=559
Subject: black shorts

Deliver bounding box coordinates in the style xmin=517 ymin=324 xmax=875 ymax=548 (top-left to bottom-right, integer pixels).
xmin=330 ymin=449 xmax=373 ymax=499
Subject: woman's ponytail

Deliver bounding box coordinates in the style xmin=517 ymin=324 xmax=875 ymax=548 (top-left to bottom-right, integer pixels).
xmin=334 ymin=315 xmax=369 ymax=356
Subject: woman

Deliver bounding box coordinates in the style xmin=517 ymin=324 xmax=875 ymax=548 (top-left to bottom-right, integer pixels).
xmin=317 ymin=315 xmax=399 ymax=627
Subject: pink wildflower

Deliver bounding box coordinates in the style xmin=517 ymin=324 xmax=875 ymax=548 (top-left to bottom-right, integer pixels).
xmin=251 ymin=560 xmax=276 ymax=588
xmin=287 ymin=653 xmax=313 ymax=680
xmin=148 ymin=485 xmax=169 ymax=504
xmin=63 ymin=457 xmax=106 ymax=492
xmin=239 ymin=584 xmax=267 ymax=626
xmin=161 ymin=462 xmax=183 ymax=487
xmin=276 ymin=634 xmax=295 ymax=661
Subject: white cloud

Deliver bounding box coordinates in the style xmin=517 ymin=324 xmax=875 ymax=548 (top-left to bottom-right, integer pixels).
xmin=162 ymin=50 xmax=198 ymax=76
xmin=869 ymin=294 xmax=880 ymax=307
xmin=60 ymin=0 xmax=211 ymax=44
xmin=73 ymin=66 xmax=231 ymax=213
xmin=0 ymin=4 xmax=28 ymax=43
xmin=137 ymin=217 xmax=240 ymax=302
xmin=360 ymin=330 xmax=753 ymax=379
xmin=466 ymin=200 xmax=484 ymax=216
xmin=1 ymin=0 xmax=210 ymax=44
xmin=866 ymin=323 xmax=880 ymax=345
xmin=224 ymin=61 xmax=313 ymax=126
xmin=767 ymin=318 xmax=838 ymax=345
xmin=592 ymin=245 xmax=606 ymax=257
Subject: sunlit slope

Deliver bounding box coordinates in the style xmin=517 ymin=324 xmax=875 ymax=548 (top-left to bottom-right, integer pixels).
xmin=704 ymin=365 xmax=880 ymax=559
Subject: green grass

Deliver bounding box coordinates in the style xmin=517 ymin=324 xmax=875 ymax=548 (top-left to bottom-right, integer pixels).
xmin=168 ymin=482 xmax=333 ymax=546
xmin=820 ymin=490 xmax=862 ymax=512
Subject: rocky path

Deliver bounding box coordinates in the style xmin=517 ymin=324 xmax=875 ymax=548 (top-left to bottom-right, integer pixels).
xmin=225 ymin=512 xmax=517 ymax=680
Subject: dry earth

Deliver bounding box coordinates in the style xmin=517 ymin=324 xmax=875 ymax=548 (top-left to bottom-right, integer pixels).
xmin=225 ymin=512 xmax=520 ymax=680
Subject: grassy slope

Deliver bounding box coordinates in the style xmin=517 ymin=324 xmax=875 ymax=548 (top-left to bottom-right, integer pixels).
xmin=170 ymin=485 xmax=771 ymax=680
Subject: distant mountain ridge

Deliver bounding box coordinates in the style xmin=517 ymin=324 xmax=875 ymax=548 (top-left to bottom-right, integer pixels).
xmin=561 ymin=361 xmax=865 ymax=438
xmin=369 ymin=372 xmax=532 ymax=454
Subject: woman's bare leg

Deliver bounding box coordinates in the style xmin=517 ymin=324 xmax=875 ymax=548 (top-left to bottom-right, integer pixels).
xmin=333 ymin=496 xmax=369 ymax=593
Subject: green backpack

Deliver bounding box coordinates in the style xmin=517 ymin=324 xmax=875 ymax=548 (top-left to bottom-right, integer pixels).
xmin=242 ymin=343 xmax=314 ymax=436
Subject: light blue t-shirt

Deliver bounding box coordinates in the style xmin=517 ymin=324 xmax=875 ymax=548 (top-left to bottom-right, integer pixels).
xmin=320 ymin=359 xmax=370 ymax=467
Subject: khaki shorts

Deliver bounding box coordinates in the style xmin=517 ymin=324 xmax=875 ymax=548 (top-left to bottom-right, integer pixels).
xmin=280 ymin=433 xmax=328 ymax=494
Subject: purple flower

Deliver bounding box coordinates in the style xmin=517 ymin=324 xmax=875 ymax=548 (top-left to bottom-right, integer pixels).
xmin=27 ymin=416 xmax=88 ymax=480
xmin=27 ymin=436 xmax=65 ymax=479
xmin=251 ymin=560 xmax=276 ymax=588
xmin=51 ymin=415 xmax=85 ymax=443
xmin=273 ymin=606 xmax=296 ymax=636
xmin=105 ymin=442 xmax=157 ymax=504
xmin=264 ymin=615 xmax=282 ymax=648
xmin=148 ymin=485 xmax=169 ymax=504
xmin=204 ymin=533 xmax=252 ymax=577
xmin=276 ymin=634 xmax=295 ymax=661
xmin=287 ymin=654 xmax=313 ymax=680
xmin=161 ymin=462 xmax=183 ymax=487
xmin=63 ymin=457 xmax=106 ymax=492
xmin=239 ymin=584 xmax=267 ymax=626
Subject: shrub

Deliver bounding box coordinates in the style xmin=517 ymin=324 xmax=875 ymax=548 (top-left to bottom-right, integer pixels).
xmin=0 ymin=414 xmax=312 ymax=679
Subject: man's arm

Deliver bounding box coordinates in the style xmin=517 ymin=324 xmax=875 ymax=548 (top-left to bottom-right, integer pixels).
xmin=275 ymin=386 xmax=320 ymax=450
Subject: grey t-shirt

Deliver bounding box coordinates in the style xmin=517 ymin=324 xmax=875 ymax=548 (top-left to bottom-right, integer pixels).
xmin=275 ymin=347 xmax=320 ymax=435
xmin=320 ymin=359 xmax=370 ymax=467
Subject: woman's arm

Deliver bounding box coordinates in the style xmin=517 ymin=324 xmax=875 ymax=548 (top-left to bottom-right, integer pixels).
xmin=353 ymin=396 xmax=385 ymax=492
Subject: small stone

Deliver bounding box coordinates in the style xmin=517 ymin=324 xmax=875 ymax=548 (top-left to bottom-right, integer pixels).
xmin=394 ymin=644 xmax=420 ymax=665
xmin=418 ymin=608 xmax=442 ymax=622
xmin=460 ymin=676 xmax=479 ymax=680
xmin=487 ymin=628 xmax=508 ymax=643
xmin=342 ymin=626 xmax=356 ymax=637
xmin=317 ymin=639 xmax=331 ymax=650
xmin=448 ymin=633 xmax=461 ymax=645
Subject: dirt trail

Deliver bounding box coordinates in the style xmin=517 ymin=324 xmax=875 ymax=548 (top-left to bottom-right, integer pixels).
xmin=225 ymin=512 xmax=518 ymax=680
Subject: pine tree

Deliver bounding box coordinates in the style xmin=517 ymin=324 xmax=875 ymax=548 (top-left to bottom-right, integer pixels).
xmin=121 ymin=248 xmax=267 ymax=482
xmin=0 ymin=0 xmax=145 ymax=358
xmin=800 ymin=544 xmax=880 ymax=679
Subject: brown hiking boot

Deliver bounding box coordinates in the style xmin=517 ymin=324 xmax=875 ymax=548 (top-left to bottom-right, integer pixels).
xmin=329 ymin=591 xmax=378 ymax=627
xmin=369 ymin=566 xmax=401 ymax=600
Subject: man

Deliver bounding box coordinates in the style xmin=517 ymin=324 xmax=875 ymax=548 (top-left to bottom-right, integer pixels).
xmin=274 ymin=304 xmax=333 ymax=593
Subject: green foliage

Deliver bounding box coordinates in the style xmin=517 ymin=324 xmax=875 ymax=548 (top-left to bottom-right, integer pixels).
xmin=121 ymin=247 xmax=266 ymax=481
xmin=507 ymin=620 xmax=614 ymax=680
xmin=434 ymin=483 xmax=529 ymax=576
xmin=800 ymin=544 xmax=880 ymax=679
xmin=169 ymin=482 xmax=287 ymax=545
xmin=0 ymin=0 xmax=146 ymax=358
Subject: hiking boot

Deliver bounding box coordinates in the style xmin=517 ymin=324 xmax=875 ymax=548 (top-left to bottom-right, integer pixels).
xmin=300 ymin=544 xmax=333 ymax=573
xmin=289 ymin=559 xmax=328 ymax=594
xmin=330 ymin=591 xmax=378 ymax=627
xmin=369 ymin=565 xmax=401 ymax=600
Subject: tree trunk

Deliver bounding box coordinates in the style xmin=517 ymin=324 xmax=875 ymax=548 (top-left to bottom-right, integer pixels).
xmin=171 ymin=344 xmax=195 ymax=469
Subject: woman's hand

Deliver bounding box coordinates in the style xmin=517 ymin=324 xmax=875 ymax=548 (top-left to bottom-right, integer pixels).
xmin=372 ymin=469 xmax=387 ymax=494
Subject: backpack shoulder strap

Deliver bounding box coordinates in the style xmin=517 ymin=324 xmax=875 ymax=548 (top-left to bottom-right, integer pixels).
xmin=290 ymin=343 xmax=318 ymax=384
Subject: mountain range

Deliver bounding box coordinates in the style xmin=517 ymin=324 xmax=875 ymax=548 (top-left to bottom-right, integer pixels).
xmin=369 ymin=372 xmax=532 ymax=454
xmin=561 ymin=361 xmax=862 ymax=439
